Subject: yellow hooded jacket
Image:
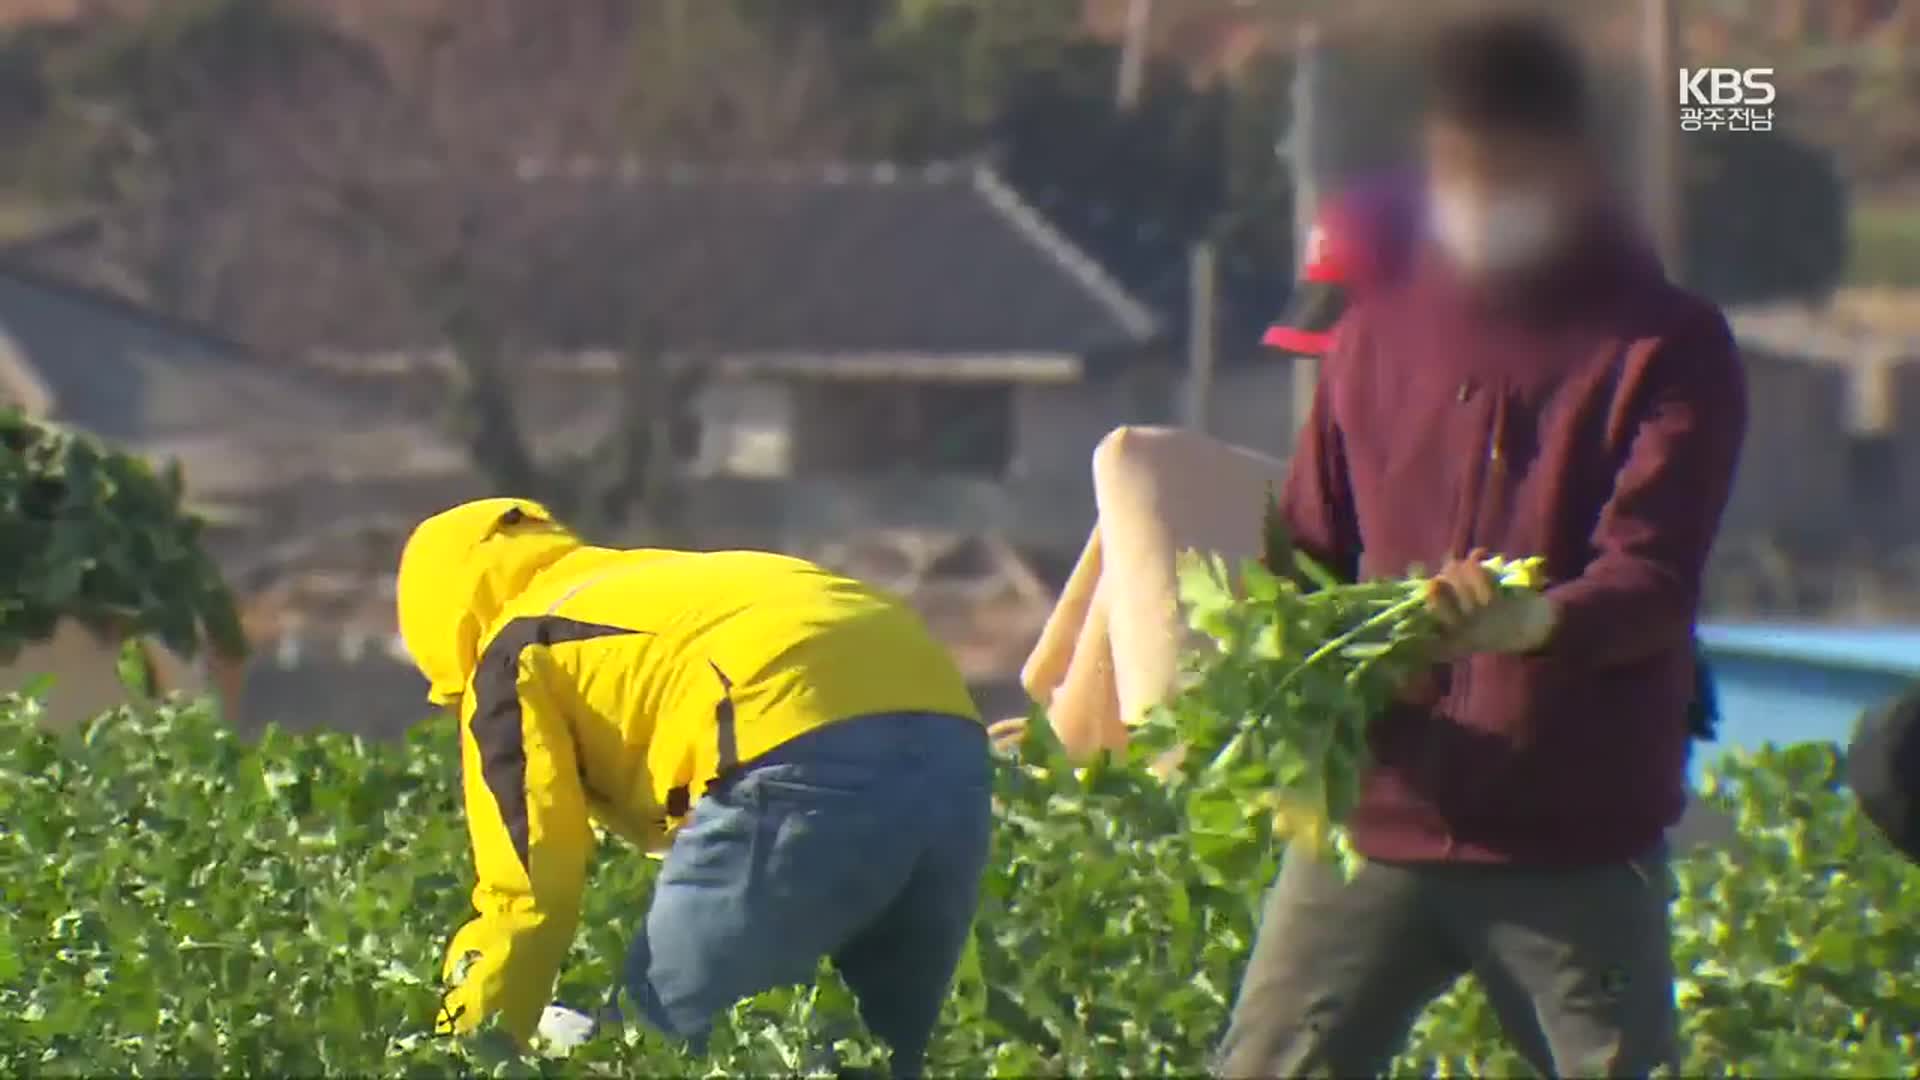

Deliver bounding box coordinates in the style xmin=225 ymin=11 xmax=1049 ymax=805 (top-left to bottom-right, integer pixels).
xmin=395 ymin=499 xmax=980 ymax=1042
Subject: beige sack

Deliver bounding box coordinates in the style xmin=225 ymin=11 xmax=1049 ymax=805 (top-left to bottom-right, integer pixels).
xmin=1021 ymin=426 xmax=1290 ymax=760
xmin=1016 ymin=427 xmax=1746 ymax=854
xmin=1021 ymin=526 xmax=1126 ymax=756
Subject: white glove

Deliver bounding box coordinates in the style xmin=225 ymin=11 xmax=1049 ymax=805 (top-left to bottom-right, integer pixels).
xmin=537 ymin=1004 xmax=598 ymax=1054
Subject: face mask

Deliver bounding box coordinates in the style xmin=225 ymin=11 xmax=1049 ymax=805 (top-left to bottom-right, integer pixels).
xmin=1429 ymin=186 xmax=1562 ymax=276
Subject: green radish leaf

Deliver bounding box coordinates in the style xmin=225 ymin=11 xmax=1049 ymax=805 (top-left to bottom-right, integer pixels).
xmin=1291 ymin=549 xmax=1343 ymax=591
xmin=1 ymin=477 xmax=1912 ymax=1077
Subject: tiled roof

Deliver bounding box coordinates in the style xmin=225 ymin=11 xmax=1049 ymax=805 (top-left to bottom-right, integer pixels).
xmin=0 ymin=261 xmax=469 ymax=495
xmin=1005 ymin=178 xmax=1285 ymax=371
xmin=17 ymin=161 xmax=1165 ymax=372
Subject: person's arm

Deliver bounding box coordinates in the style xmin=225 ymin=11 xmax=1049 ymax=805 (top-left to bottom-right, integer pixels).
xmin=1542 ymin=311 xmax=1747 ymax=669
xmin=436 ymin=658 xmax=593 ymax=1045
xmin=1277 ymin=339 xmax=1362 ymax=584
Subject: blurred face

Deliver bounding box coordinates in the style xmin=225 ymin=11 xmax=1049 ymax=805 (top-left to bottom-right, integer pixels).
xmin=1422 ymin=119 xmax=1591 ymax=279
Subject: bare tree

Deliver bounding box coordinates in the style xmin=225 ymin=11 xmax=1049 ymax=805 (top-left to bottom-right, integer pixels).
xmin=54 ymin=0 xmax=857 ymax=537
xmin=239 ymin=1 xmax=664 ymax=527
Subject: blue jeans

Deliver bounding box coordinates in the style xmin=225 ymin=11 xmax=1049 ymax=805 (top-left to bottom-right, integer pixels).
xmin=622 ymin=711 xmax=992 ymax=1075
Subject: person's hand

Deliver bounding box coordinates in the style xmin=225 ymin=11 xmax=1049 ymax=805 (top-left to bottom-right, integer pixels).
xmin=537 ymin=1003 xmax=598 ymax=1052
xmin=1425 ymin=549 xmax=1556 ymax=659
xmin=988 ymin=716 xmax=1028 ymax=755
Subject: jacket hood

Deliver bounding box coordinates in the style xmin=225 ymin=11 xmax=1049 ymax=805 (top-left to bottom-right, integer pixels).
xmin=396 ymin=497 xmax=582 ymax=705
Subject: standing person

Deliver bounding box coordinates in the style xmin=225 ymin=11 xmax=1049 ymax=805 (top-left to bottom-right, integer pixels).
xmin=1266 ymin=167 xmax=1727 ymax=766
xmin=396 ymin=498 xmax=989 ymax=1076
xmin=1216 ymin=12 xmax=1747 ymax=1077
xmin=1848 ymin=682 xmax=1920 ymax=866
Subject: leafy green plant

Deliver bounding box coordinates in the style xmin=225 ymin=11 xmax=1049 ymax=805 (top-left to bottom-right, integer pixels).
xmin=1 ymin=541 xmax=1914 ymax=1074
xmin=1131 ymin=548 xmax=1543 ymax=876
xmin=3 ymin=691 xmax=1915 ymax=1075
xmin=0 ymin=408 xmax=244 ymax=661
xmin=1 ymin=686 xmax=1916 ymax=1074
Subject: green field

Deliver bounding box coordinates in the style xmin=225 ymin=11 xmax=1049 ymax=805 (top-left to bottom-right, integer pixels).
xmin=1 ymin=696 xmax=1915 ymax=1076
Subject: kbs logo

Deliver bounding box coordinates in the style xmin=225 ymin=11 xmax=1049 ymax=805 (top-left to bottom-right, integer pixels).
xmin=1678 ymin=68 xmax=1775 ymax=133
xmin=1679 ymin=68 xmax=1775 ymax=106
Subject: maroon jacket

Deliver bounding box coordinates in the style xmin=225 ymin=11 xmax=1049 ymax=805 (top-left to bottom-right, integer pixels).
xmin=1281 ymin=212 xmax=1747 ymax=866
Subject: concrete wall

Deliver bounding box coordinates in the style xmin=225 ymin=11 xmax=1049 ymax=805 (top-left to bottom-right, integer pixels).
xmin=235 ymin=640 xmax=1030 ymax=741
xmin=0 ymin=620 xmax=228 ymax=731
xmin=1202 ymin=363 xmax=1297 ymax=461
xmin=1010 ymin=367 xmax=1178 ymax=492
xmin=239 ymin=646 xmax=434 ymax=740
xmin=1720 ymin=348 xmax=1853 ymax=546
xmin=1885 ymin=360 xmax=1920 ymax=547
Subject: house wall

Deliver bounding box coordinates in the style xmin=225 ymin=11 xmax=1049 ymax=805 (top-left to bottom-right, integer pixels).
xmin=692 ymin=378 xmax=793 ymax=477
xmin=785 ymin=380 xmax=862 ymax=473
xmin=661 ymin=367 xmax=1179 ymax=554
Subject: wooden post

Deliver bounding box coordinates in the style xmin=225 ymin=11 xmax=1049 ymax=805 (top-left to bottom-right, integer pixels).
xmin=1287 ymin=23 xmax=1327 ymax=443
xmin=1642 ymin=0 xmax=1686 ymax=281
xmin=1116 ymin=0 xmax=1153 ymax=112
xmin=1184 ymin=240 xmax=1218 ymax=433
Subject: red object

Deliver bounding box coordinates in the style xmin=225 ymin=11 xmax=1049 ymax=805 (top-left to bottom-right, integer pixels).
xmin=1298 ymin=218 xmax=1344 ymax=283
xmin=1263 ymin=192 xmax=1386 ymax=358
xmin=1278 ymin=222 xmax=1748 ymax=867
xmin=1260 ymin=324 xmax=1336 ymax=354
xmin=1265 ymin=211 xmax=1351 ymax=358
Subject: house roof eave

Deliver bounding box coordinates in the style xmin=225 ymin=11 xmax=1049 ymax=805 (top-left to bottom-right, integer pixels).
xmin=717 ymin=350 xmax=1085 ymax=382
xmin=305 ymin=347 xmax=1090 ymax=383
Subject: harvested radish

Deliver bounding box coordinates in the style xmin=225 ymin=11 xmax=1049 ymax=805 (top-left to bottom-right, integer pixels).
xmin=1127 ymin=534 xmax=1547 ymax=878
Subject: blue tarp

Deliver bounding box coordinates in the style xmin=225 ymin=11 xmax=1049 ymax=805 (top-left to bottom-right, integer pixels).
xmin=1697 ymin=622 xmax=1920 ymax=678
xmin=1692 ymin=621 xmax=1920 ymax=778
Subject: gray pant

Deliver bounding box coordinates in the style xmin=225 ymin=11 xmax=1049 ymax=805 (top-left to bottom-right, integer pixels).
xmin=1216 ymin=847 xmax=1678 ymax=1078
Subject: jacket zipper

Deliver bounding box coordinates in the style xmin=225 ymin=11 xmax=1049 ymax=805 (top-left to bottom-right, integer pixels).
xmin=1451 ymin=384 xmax=1503 ymax=714
xmin=1435 ymin=381 xmax=1506 ymax=857
xmin=1460 ymin=389 xmax=1511 ymax=704
xmin=1460 ymin=390 xmax=1518 ymax=852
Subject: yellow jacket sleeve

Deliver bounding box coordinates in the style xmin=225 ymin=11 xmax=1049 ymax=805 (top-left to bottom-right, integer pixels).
xmin=436 ymin=659 xmax=592 ymax=1044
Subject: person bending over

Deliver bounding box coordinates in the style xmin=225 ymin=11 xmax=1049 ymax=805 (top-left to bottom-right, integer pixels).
xmin=398 ymin=498 xmax=989 ymax=1075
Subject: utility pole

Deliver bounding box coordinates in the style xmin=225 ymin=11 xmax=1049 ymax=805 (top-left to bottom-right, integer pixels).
xmin=1642 ymin=0 xmax=1685 ymax=281
xmin=1286 ymin=22 xmax=1328 ymax=442
xmin=1116 ymin=0 xmax=1153 ymax=111
xmin=1184 ymin=241 xmax=1218 ymax=434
